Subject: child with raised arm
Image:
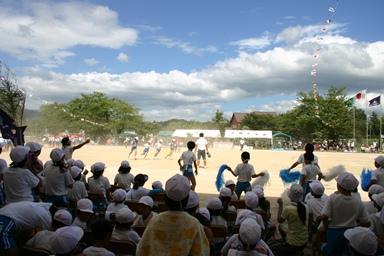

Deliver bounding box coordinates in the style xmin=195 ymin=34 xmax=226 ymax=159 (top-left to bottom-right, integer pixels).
xmin=178 ymin=141 xmax=198 ymax=191
xmin=227 ymin=151 xmax=264 ymax=200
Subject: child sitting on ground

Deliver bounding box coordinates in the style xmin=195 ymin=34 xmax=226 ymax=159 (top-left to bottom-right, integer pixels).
xmin=133 ymin=196 xmax=157 ymax=226
xmin=111 ymin=208 xmax=141 ymax=244
xmin=82 ymin=219 xmax=114 ymax=256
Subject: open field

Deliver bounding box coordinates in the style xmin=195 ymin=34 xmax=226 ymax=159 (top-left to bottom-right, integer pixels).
xmin=2 ymin=144 xmax=376 ymax=206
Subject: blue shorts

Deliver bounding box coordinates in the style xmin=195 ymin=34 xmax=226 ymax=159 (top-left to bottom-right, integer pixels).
xmin=321 ymin=228 xmax=350 ymax=256
xmin=182 ymin=165 xmax=194 ymax=177
xmin=143 ymin=148 xmax=149 ymax=153
xmin=45 ymin=194 xmax=69 ymax=207
xmin=156 ymin=148 xmax=161 ymax=153
xmin=235 ymin=182 xmax=251 ymax=195
xmin=131 ymin=146 xmax=137 ymax=150
xmin=0 ymin=215 xmax=17 ymax=250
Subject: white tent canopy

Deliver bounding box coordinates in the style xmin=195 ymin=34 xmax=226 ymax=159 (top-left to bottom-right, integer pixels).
xmin=172 ymin=129 xmax=221 ymax=138
xmin=224 ymin=130 xmax=273 ymax=139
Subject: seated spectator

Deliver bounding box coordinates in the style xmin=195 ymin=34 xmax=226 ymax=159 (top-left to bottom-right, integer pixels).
xmin=133 ymin=196 xmax=156 ymax=226
xmin=73 ymin=199 xmax=94 ymax=230
xmin=126 ymin=174 xmax=163 ymax=201
xmin=111 ymin=208 xmax=141 ymax=244
xmin=82 ymin=219 xmax=114 ymax=256
xmin=344 ymin=227 xmax=377 ymax=256
xmin=88 ymin=162 xmax=111 ymax=210
xmin=365 ymin=184 xmax=384 ymax=215
xmin=194 ymin=207 xmax=213 ymax=243
xmin=306 ymin=180 xmax=327 ymax=232
xmin=67 ymin=166 xmax=88 ymax=201
xmin=184 ymin=190 xmax=200 ymax=215
xmin=48 ymin=226 xmax=84 ymax=256
xmin=105 ymin=188 xmax=128 ymax=220
xmin=114 ymin=160 xmax=134 ymax=191
xmin=225 ymin=180 xmax=238 ymax=201
xmin=207 ymin=197 xmax=227 ymax=249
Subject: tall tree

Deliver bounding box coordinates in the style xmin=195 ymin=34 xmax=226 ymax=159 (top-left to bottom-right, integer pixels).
xmin=211 ymin=110 xmax=229 ymax=137
xmin=241 ymin=113 xmax=277 ymax=131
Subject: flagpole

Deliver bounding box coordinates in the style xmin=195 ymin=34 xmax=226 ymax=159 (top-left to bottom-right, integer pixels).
xmin=353 ymin=106 xmax=355 ymax=142
xmin=366 ymin=89 xmax=369 ymax=146
xmin=380 ymin=95 xmax=382 ymax=152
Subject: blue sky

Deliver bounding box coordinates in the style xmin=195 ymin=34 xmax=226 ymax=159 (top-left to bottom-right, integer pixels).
xmin=0 ymin=0 xmax=383 ymax=122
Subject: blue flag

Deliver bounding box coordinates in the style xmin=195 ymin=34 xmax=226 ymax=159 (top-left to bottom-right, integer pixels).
xmin=369 ymin=96 xmax=380 ymax=107
xmin=0 ymin=108 xmax=26 ymax=146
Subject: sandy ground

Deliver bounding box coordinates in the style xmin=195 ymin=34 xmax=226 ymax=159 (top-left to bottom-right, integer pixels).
xmin=2 ymin=144 xmax=376 ymax=207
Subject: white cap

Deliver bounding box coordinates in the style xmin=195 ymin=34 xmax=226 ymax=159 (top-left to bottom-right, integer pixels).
xmin=115 ymin=208 xmax=134 ymax=223
xmin=207 ymin=197 xmax=222 ymax=210
xmin=336 ymin=172 xmax=359 ymax=191
xmin=70 ymin=166 xmax=82 ymax=179
xmin=288 ymin=184 xmax=303 ymax=203
xmin=50 ymin=226 xmax=84 ymax=254
xmin=139 ymin=196 xmax=154 ymax=208
xmin=239 ymin=218 xmax=261 ymax=245
xmin=10 ymin=146 xmax=30 ymax=163
xmin=369 ymin=184 xmax=384 ymax=195
xmin=159 ymin=139 xmax=163 ymax=142
xmin=372 ymin=192 xmax=384 ymax=208
xmin=220 ymin=187 xmax=232 ymax=197
xmin=252 ymin=187 xmax=264 ymax=198
xmin=121 ymin=160 xmax=130 ymax=168
xmin=50 ymin=148 xmax=65 ymax=162
xmin=66 ymin=159 xmax=75 ymax=166
xmin=152 ymin=180 xmax=163 ymax=189
xmin=225 ymin=180 xmax=235 ymax=186
xmin=309 ymin=180 xmax=325 ymax=196
xmin=245 ymin=191 xmax=259 ymax=209
xmin=375 ymin=155 xmax=384 ymax=167
xmin=196 ymin=207 xmax=210 ymax=220
xmin=53 ymin=209 xmax=73 ymax=226
xmin=235 ymin=209 xmax=257 ymax=225
xmin=165 ymin=174 xmax=190 ymax=201
xmin=91 ymin=162 xmax=105 ymax=173
xmin=25 ymin=142 xmax=42 ymax=152
xmin=77 ymin=198 xmax=94 ymax=213
xmin=112 ymin=189 xmax=126 ymax=202
xmin=185 ymin=190 xmax=200 ymax=209
xmin=73 ymin=159 xmax=85 ymax=169
xmin=344 ymin=227 xmax=377 ymax=255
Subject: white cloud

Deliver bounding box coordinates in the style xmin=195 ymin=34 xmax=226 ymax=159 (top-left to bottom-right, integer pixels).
xmin=84 ymin=58 xmax=99 ymax=66
xmin=230 ymin=34 xmax=272 ymax=51
xmin=117 ymin=53 xmax=130 ymax=63
xmin=155 ymin=36 xmax=218 ymax=55
xmin=0 ymin=2 xmax=138 ymax=65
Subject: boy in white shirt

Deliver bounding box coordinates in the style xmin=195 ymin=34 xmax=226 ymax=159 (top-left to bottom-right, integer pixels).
xmin=178 ymin=141 xmax=198 ymax=191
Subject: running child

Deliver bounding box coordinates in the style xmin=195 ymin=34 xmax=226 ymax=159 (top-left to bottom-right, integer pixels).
xmin=153 ymin=139 xmax=163 ymax=159
xmin=128 ymin=137 xmax=139 ymax=159
xmin=165 ymin=139 xmax=177 ymax=159
xmin=141 ymin=140 xmax=151 ymax=159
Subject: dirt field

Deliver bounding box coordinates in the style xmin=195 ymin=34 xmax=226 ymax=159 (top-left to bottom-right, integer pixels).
xmin=2 ymin=144 xmax=376 ymax=207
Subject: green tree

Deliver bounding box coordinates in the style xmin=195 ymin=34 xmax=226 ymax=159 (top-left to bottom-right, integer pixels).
xmin=369 ymin=112 xmax=380 ymax=137
xmin=241 ymin=113 xmax=277 ymax=131
xmin=210 ymin=110 xmax=229 ymax=137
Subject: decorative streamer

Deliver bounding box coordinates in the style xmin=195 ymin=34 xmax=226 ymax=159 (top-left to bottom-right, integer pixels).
xmin=360 ymin=168 xmax=373 ymax=192
xmin=322 ymin=165 xmax=346 ymax=181
xmin=311 ymin=0 xmax=340 ymax=129
xmin=53 ymin=105 xmax=104 ymax=126
xmin=251 ymin=170 xmax=270 ymax=189
xmin=215 ymin=164 xmax=229 ymax=191
xmin=279 ymin=168 xmax=301 ymax=186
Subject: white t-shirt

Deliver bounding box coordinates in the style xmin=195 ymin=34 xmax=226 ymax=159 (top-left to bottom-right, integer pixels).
xmin=111 ymin=228 xmax=141 ymax=244
xmin=233 ymin=163 xmax=256 ymax=182
xmin=365 ymin=201 xmax=378 ymax=215
xmin=371 ymin=167 xmax=384 ymax=187
xmin=3 ymin=167 xmax=39 ymax=203
xmin=195 ymin=137 xmax=208 ymax=151
xmin=82 ymin=246 xmax=115 ymax=256
xmin=72 ymin=216 xmax=87 ymax=230
xmin=0 ymin=202 xmax=52 ymax=230
xmin=62 ymin=145 xmax=74 ymax=160
xmin=211 ymin=215 xmax=227 ymax=244
xmin=26 ymin=230 xmax=54 ymax=251
xmin=126 ymin=187 xmax=150 ymax=201
xmin=114 ymin=173 xmax=135 ymax=190
xmin=88 ymin=176 xmax=111 ymax=197
xmin=370 ymin=213 xmax=383 ymax=236
xmin=67 ymin=180 xmax=88 ymax=201
xmin=106 ymin=203 xmax=128 ymax=220
xmin=296 ymin=154 xmax=319 ymax=166
xmin=44 ymin=165 xmax=74 ymax=196
xmin=179 ymin=150 xmax=197 ymax=169
xmin=307 ymin=197 xmax=327 ymax=222
xmin=133 ymin=211 xmax=157 ymax=226
xmin=304 ymin=192 xmax=328 ymax=203
xmin=221 ymin=234 xmax=271 ymax=256
xmin=322 ymin=193 xmax=370 ymax=229
xmin=301 ymin=164 xmax=321 ymax=181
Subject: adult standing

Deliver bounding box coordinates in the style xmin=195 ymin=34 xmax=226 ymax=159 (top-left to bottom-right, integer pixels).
xmin=194 ymin=133 xmax=209 ymax=169
xmin=61 ymin=136 xmax=90 ymax=160
xmin=239 ymin=138 xmax=245 ymax=151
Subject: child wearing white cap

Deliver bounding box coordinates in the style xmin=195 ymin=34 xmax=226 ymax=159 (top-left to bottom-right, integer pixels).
xmin=82 ymin=219 xmax=114 ymax=256
xmin=153 ymin=139 xmax=163 ymax=159
xmin=269 ymin=184 xmax=308 ymax=256
xmin=25 ymin=141 xmax=44 ymax=175
xmin=26 ymin=208 xmax=73 ymax=251
xmin=319 ymin=172 xmax=371 ymax=256
xmin=126 ymin=173 xmax=163 ymax=201
xmin=365 ymin=184 xmax=384 ymax=215
xmin=368 ymin=192 xmax=384 ymax=236
xmin=194 ymin=207 xmax=214 ymax=243
xmin=300 ymin=152 xmax=324 ymax=196
xmin=366 ymin=155 xmax=384 ymax=189
xmin=73 ymin=159 xmax=88 ymax=185
xmin=3 ymin=145 xmax=42 ymax=203
xmin=73 ymin=198 xmax=94 ymax=230
xmin=88 ymin=162 xmax=111 ymax=209
xmin=306 ymin=180 xmax=327 ymax=232
xmin=141 ymin=140 xmax=151 ymax=159
xmin=67 ymin=165 xmax=88 ymax=202
xmin=44 ymin=148 xmax=74 ymax=206
xmin=225 ymin=180 xmax=238 ymax=201
xmin=111 ymin=208 xmax=141 ymax=244
xmin=227 ymin=151 xmax=265 ymax=200
xmin=184 ymin=190 xmax=200 ymax=215
xmin=105 ymin=188 xmax=128 ymax=220
xmin=137 ymin=174 xmax=209 ymax=256
xmin=207 ymin=197 xmax=227 ymax=248
xmin=48 ymin=226 xmax=84 ymax=256
xmin=344 ymin=227 xmax=377 ymax=256
xmin=133 ymin=196 xmax=157 ymax=226
xmin=165 ymin=139 xmax=177 ymax=159
xmin=114 ymin=160 xmax=134 ymax=191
